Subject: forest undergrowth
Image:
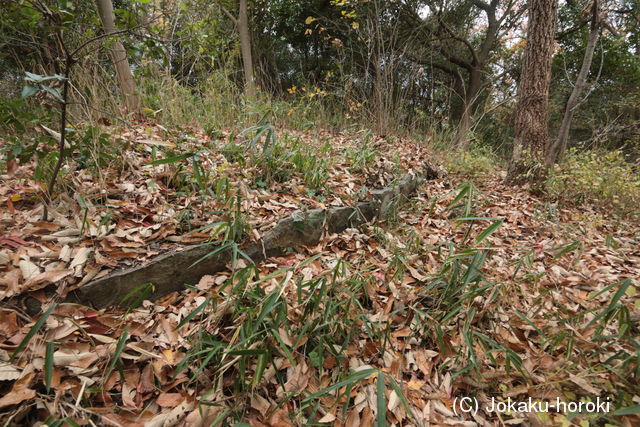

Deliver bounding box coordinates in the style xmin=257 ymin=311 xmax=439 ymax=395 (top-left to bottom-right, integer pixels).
xmin=0 ymin=124 xmax=639 ymax=426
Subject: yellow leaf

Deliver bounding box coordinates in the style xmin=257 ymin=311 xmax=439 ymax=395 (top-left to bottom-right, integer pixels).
xmin=305 ymin=16 xmax=316 ymax=25
xmin=162 ymin=349 xmax=175 ymax=365
xmin=10 ymin=194 xmax=21 ymax=202
xmin=407 ymin=379 xmax=425 ymax=390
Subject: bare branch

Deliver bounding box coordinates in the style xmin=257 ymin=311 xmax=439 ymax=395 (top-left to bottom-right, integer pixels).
xmin=217 ymin=3 xmax=238 ymax=26
xmin=437 ymin=16 xmax=479 ymax=65
xmin=471 ymin=0 xmax=491 ymax=12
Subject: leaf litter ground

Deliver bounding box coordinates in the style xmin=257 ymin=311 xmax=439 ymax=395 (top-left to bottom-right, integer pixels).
xmin=0 ymin=125 xmax=638 ymax=426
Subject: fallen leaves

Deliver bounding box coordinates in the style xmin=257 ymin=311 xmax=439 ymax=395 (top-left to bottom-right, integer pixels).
xmin=0 ymin=361 xmax=20 ymax=381
xmin=156 ymin=392 xmax=184 ymax=408
xmin=0 ymin=370 xmax=36 ymax=409
xmin=0 ymin=126 xmax=638 ymax=425
xmin=23 ymin=268 xmax=72 ymax=289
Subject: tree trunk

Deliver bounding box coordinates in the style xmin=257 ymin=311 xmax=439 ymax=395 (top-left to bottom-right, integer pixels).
xmin=238 ymin=0 xmax=256 ymax=100
xmin=449 ymin=73 xmax=465 ymax=124
xmin=546 ymin=0 xmax=600 ymax=166
xmin=453 ymin=67 xmax=482 ymax=148
xmin=95 ymin=0 xmax=139 ymax=112
xmin=506 ymin=0 xmax=558 ymax=183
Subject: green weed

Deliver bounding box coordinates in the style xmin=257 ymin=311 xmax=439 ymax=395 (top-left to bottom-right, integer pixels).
xmin=546 ymin=148 xmax=640 ymax=217
xmin=138 ymin=67 xmax=241 ymax=130
xmin=345 ymin=130 xmax=379 ymax=173
xmin=443 ymin=143 xmax=498 ymax=181
xmin=238 ymin=122 xmax=331 ymax=191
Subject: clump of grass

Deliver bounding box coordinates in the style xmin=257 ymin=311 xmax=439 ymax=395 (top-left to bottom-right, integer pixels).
xmin=263 ymin=88 xmax=348 ymax=131
xmin=443 ymin=143 xmax=497 ymax=180
xmin=290 ymin=140 xmax=332 ymax=189
xmin=220 ymin=139 xmax=246 ymax=166
xmin=546 ymin=148 xmax=640 ymax=217
xmin=239 ymin=123 xmax=331 ymax=191
xmin=138 ymin=66 xmax=241 ymax=130
xmin=345 ymin=130 xmax=379 ymax=173
xmin=176 ymin=256 xmax=392 ymax=424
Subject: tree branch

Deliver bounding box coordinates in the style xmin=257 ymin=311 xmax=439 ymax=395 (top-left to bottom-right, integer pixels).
xmin=471 ymin=0 xmax=491 ymax=12
xmin=217 ymin=3 xmax=238 ymax=26
xmin=439 ymin=45 xmax=473 ymax=70
xmin=437 ymin=16 xmax=479 ymax=65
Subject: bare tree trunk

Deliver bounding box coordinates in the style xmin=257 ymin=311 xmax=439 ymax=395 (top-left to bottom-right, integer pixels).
xmin=95 ymin=0 xmax=139 ymax=112
xmin=546 ymin=0 xmax=600 ymax=166
xmin=454 ymin=106 xmax=473 ymax=147
xmin=453 ymin=67 xmax=482 ymax=148
xmin=506 ymin=0 xmax=558 ymax=183
xmin=449 ymin=73 xmax=465 ymax=124
xmin=238 ymin=0 xmax=256 ymax=100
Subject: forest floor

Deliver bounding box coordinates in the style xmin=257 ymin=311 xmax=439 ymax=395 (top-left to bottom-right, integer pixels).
xmin=0 ymin=125 xmax=639 ymax=426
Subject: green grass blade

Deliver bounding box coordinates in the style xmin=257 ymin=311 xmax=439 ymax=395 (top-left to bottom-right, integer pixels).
xmin=475 ymin=220 xmax=503 ymax=244
xmin=386 ymin=375 xmax=417 ymax=424
xmin=104 ymin=328 xmax=129 ymax=382
xmin=45 ymin=341 xmax=54 ymax=392
xmin=120 ymin=282 xmax=155 ymax=310
xmin=176 ymin=297 xmax=210 ymax=329
xmin=11 ymin=303 xmax=57 ymax=361
xmin=302 ymin=368 xmax=377 ymax=403
xmin=613 ymin=405 xmax=640 ymax=416
xmin=188 ymin=242 xmax=234 ymax=268
xmin=376 ymin=371 xmax=387 ymax=427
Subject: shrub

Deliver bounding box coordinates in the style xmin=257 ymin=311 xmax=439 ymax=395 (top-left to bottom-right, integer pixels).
xmin=546 ymin=149 xmax=640 ymax=217
xmin=443 ymin=144 xmax=497 ymax=180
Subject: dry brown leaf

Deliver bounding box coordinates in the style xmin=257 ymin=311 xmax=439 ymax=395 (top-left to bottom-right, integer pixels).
xmin=0 ymin=371 xmax=36 ymax=408
xmin=18 ymin=259 xmax=39 ymax=281
xmin=102 ymin=413 xmax=144 ymax=427
xmin=24 ymin=268 xmax=73 ymax=289
xmin=138 ymin=362 xmax=156 ymax=394
xmin=0 ymin=269 xmax=21 ymax=297
xmin=122 ymin=383 xmax=138 ymax=408
xmin=251 ymin=393 xmax=271 ymax=416
xmin=345 ymin=408 xmax=361 ymax=427
xmin=0 ymin=362 xmax=20 ymax=381
xmin=569 ymin=376 xmax=600 ymax=394
xmin=284 ymin=363 xmax=309 ymax=393
xmin=278 ymin=327 xmax=293 ymax=347
xmin=267 ymin=407 xmax=294 ymax=427
xmin=0 ymin=387 xmax=36 ymax=409
xmin=0 ymin=311 xmax=19 ymax=337
xmin=360 ymin=408 xmax=374 ymax=426
xmin=317 ymin=412 xmax=336 ymax=423
xmin=196 ymin=275 xmax=216 ymax=290
xmin=145 ymin=398 xmax=194 ymax=427
xmin=156 ymin=392 xmax=185 ymax=408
